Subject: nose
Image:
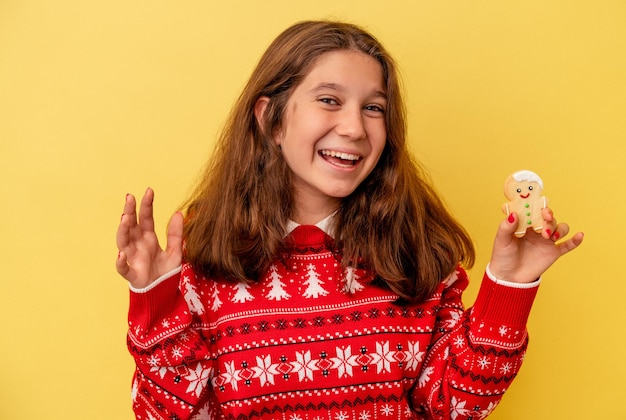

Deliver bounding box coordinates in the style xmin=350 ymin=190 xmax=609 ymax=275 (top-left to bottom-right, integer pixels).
xmin=335 ymin=107 xmax=366 ymax=140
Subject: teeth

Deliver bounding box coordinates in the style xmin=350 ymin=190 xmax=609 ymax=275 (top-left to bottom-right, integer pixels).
xmin=321 ymin=150 xmax=361 ymax=161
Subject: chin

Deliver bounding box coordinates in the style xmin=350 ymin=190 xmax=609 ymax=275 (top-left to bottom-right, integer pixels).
xmin=326 ymin=188 xmax=358 ymax=199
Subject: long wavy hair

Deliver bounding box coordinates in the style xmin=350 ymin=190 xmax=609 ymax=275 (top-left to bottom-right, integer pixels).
xmin=183 ymin=20 xmax=475 ymax=302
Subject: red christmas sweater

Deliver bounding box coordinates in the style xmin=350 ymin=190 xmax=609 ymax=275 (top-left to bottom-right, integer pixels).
xmin=127 ymin=223 xmax=539 ymax=420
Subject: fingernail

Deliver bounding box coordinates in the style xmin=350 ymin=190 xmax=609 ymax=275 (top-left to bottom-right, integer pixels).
xmin=553 ymin=231 xmax=560 ymax=240
xmin=507 ymin=213 xmax=515 ymax=223
xmin=545 ymin=229 xmax=552 ymax=237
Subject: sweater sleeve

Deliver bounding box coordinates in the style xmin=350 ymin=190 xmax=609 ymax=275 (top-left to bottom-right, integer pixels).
xmin=127 ymin=265 xmax=215 ymax=419
xmin=411 ymin=268 xmax=539 ymax=419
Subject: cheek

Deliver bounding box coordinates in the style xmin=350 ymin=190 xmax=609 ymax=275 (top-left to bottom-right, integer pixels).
xmin=373 ymin=132 xmax=387 ymax=157
xmin=363 ymin=119 xmax=385 ymax=144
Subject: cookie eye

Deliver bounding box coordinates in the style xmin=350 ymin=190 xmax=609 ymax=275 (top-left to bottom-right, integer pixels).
xmin=516 ymin=188 xmax=522 ymax=193
xmin=528 ymin=186 xmax=533 ymax=191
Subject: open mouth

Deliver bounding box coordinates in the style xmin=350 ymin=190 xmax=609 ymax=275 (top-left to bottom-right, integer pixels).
xmin=320 ymin=150 xmax=362 ymax=167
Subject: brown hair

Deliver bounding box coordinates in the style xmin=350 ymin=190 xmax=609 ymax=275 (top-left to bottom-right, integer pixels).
xmin=183 ymin=20 xmax=475 ymax=302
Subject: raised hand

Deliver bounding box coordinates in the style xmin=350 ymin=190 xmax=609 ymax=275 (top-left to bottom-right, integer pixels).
xmin=488 ymin=207 xmax=584 ymax=283
xmin=115 ymin=188 xmax=184 ymax=289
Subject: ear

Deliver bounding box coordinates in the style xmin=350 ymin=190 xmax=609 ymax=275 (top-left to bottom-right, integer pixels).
xmin=254 ymin=96 xmax=270 ymax=128
xmin=254 ymin=96 xmax=282 ymax=146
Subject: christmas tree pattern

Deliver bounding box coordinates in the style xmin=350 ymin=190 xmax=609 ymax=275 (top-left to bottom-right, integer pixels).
xmin=182 ymin=276 xmax=205 ymax=315
xmin=302 ymin=263 xmax=329 ymax=298
xmin=265 ymin=264 xmax=291 ymax=301
xmin=232 ymin=281 xmax=254 ymax=303
xmin=342 ymin=266 xmax=364 ymax=294
xmin=211 ymin=282 xmax=222 ymax=312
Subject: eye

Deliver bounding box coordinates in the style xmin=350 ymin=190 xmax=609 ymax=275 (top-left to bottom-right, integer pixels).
xmin=528 ymin=186 xmax=533 ymax=191
xmin=516 ymin=188 xmax=522 ymax=193
xmin=318 ymin=97 xmax=338 ymax=105
xmin=364 ymin=104 xmax=385 ymax=114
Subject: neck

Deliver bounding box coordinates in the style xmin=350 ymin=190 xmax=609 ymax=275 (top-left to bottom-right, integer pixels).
xmin=291 ymin=196 xmax=340 ymax=225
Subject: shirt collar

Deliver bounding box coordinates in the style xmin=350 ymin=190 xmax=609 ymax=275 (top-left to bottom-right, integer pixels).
xmin=285 ymin=212 xmax=335 ymax=238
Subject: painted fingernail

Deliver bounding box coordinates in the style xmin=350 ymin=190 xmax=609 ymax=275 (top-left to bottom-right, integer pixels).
xmin=545 ymin=229 xmax=552 ymax=237
xmin=553 ymin=231 xmax=560 ymax=240
xmin=507 ymin=213 xmax=515 ymax=223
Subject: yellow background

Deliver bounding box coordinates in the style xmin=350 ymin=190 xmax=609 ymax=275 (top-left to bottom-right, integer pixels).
xmin=1 ymin=0 xmax=624 ymax=418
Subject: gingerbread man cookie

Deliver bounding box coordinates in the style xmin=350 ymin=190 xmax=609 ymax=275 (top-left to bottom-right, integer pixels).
xmin=503 ymin=170 xmax=548 ymax=237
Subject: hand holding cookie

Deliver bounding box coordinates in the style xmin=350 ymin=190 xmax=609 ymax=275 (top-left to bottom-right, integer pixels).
xmin=489 ymin=170 xmax=584 ymax=283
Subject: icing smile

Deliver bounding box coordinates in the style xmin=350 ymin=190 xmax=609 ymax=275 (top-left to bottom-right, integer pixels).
xmin=319 ymin=149 xmax=363 ymax=167
xmin=520 ymin=193 xmax=530 ymax=198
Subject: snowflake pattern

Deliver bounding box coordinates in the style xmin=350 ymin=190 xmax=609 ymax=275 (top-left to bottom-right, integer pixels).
xmin=146 ymin=354 xmax=160 ymax=368
xmin=477 ymin=355 xmax=491 ymax=370
xmin=334 ymin=411 xmax=349 ymax=420
xmin=380 ymin=404 xmax=394 ymax=416
xmin=171 ymin=346 xmax=184 ymax=360
xmin=334 ymin=346 xmax=359 ymax=378
xmin=453 ymin=335 xmax=465 ymax=348
xmin=184 ymin=363 xmax=212 ymax=397
xmin=405 ymin=341 xmax=425 ymax=371
xmin=500 ymin=362 xmax=513 ymax=375
xmin=293 ymin=350 xmax=318 ymax=381
xmin=451 ymin=396 xmax=470 ymax=419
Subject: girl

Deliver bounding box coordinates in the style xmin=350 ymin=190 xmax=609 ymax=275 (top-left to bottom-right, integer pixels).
xmin=116 ymin=20 xmax=583 ymax=420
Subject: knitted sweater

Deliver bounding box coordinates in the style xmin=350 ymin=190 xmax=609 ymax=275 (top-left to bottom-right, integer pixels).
xmin=127 ymin=224 xmax=539 ymax=420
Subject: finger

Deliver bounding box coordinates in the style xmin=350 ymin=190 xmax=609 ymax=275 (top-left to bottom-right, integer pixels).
xmin=115 ymin=250 xmax=131 ymax=279
xmin=123 ymin=193 xmax=138 ymax=228
xmin=557 ymin=232 xmax=584 ymax=256
xmin=550 ymin=222 xmax=570 ymax=242
xmin=138 ymin=188 xmax=155 ymax=232
xmin=494 ymin=212 xmax=518 ymax=246
xmin=488 ymin=213 xmax=521 ymax=280
xmin=165 ymin=211 xmax=184 ymax=259
xmin=116 ymin=212 xmax=132 ymax=250
xmin=541 ymin=207 xmax=557 ymax=239
xmin=541 ymin=207 xmax=554 ymax=222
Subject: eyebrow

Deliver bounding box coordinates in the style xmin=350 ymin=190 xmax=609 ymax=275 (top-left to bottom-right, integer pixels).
xmin=310 ymin=82 xmax=387 ymax=100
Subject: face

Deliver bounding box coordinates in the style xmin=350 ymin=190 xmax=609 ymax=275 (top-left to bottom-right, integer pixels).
xmin=506 ymin=178 xmax=542 ymax=200
xmin=271 ymin=50 xmax=387 ymax=223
